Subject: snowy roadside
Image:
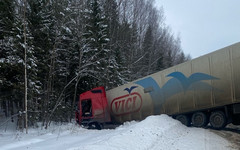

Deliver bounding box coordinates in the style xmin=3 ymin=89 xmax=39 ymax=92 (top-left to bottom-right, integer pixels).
xmin=0 ymin=115 xmax=236 ymax=150
xmin=210 ymin=124 xmax=240 ymax=149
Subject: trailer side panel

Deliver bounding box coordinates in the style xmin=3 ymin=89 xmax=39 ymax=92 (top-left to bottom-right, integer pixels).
xmin=106 ymin=42 xmax=240 ymax=123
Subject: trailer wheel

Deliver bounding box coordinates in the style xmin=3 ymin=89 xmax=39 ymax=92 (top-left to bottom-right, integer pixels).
xmin=209 ymin=111 xmax=227 ymax=130
xmin=176 ymin=115 xmax=191 ymax=127
xmin=192 ymin=112 xmax=208 ymax=127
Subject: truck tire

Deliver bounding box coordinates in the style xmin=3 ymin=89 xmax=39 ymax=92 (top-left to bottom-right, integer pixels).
xmin=176 ymin=115 xmax=191 ymax=127
xmin=209 ymin=111 xmax=227 ymax=130
xmin=191 ymin=112 xmax=208 ymax=127
xmin=88 ymin=122 xmax=102 ymax=130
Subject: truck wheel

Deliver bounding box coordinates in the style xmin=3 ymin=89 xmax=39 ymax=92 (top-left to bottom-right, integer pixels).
xmin=88 ymin=122 xmax=102 ymax=130
xmin=192 ymin=112 xmax=208 ymax=127
xmin=209 ymin=111 xmax=227 ymax=130
xmin=176 ymin=115 xmax=191 ymax=127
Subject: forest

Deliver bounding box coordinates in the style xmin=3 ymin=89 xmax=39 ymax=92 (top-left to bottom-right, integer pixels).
xmin=0 ymin=0 xmax=190 ymax=130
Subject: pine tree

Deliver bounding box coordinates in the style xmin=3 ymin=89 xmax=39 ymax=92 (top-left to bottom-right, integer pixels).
xmin=0 ymin=0 xmax=26 ymax=118
xmin=141 ymin=25 xmax=154 ymax=76
xmin=83 ymin=0 xmax=110 ymax=88
xmin=25 ymin=0 xmax=53 ymax=126
xmin=0 ymin=0 xmax=16 ymax=107
xmin=0 ymin=0 xmax=37 ymax=129
xmin=118 ymin=21 xmax=139 ymax=80
xmin=103 ymin=0 xmax=127 ymax=88
xmin=0 ymin=0 xmax=15 ymax=39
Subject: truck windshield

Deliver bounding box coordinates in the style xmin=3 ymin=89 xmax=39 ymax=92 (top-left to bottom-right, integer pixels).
xmin=81 ymin=99 xmax=92 ymax=117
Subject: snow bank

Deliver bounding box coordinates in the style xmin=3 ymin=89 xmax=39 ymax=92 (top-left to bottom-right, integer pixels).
xmin=70 ymin=115 xmax=232 ymax=150
xmin=0 ymin=115 xmax=235 ymax=150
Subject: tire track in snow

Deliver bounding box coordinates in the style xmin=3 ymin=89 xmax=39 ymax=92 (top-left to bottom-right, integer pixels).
xmin=210 ymin=124 xmax=240 ymax=149
xmin=0 ymin=139 xmax=44 ymax=150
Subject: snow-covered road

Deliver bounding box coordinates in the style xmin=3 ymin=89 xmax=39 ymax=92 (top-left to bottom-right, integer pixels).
xmin=0 ymin=115 xmax=237 ymax=150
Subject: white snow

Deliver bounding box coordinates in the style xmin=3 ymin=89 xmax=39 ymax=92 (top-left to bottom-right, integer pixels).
xmin=60 ymin=12 xmax=65 ymax=16
xmin=0 ymin=115 xmax=235 ymax=150
xmin=63 ymin=26 xmax=71 ymax=33
xmin=0 ymin=58 xmax=5 ymax=63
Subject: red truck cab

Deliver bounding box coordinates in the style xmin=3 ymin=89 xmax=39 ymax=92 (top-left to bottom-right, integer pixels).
xmin=75 ymin=86 xmax=111 ymax=129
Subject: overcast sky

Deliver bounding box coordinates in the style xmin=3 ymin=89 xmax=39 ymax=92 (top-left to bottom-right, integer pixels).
xmin=155 ymin=0 xmax=240 ymax=58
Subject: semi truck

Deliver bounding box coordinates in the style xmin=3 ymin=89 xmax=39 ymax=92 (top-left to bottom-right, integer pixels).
xmin=75 ymin=42 xmax=240 ymax=130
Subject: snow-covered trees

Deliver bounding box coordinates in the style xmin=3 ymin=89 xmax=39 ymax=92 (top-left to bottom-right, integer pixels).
xmin=0 ymin=0 xmax=190 ymax=129
xmin=82 ymin=0 xmax=110 ymax=87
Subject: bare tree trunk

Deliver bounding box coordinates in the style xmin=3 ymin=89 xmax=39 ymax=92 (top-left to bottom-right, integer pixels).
xmin=17 ymin=112 xmax=24 ymax=131
xmin=70 ymin=40 xmax=84 ymax=122
xmin=71 ymin=77 xmax=81 ymax=122
xmin=42 ymin=42 xmax=56 ymax=129
xmin=23 ymin=0 xmax=28 ymax=134
xmin=71 ymin=50 xmax=83 ymax=122
xmin=70 ymin=1 xmax=85 ymax=122
xmin=45 ymin=75 xmax=78 ymax=129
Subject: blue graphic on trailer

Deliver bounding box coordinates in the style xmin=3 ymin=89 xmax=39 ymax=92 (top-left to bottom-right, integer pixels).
xmin=134 ymin=77 xmax=162 ymax=114
xmin=167 ymin=72 xmax=218 ymax=92
xmin=124 ymin=86 xmax=138 ymax=94
xmin=134 ymin=72 xmax=219 ymax=114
